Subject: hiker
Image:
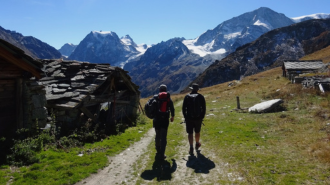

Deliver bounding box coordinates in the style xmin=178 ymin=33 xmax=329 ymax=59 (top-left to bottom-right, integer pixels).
xmin=182 ymin=83 xmax=206 ymax=155
xmin=153 ymin=84 xmax=175 ymax=160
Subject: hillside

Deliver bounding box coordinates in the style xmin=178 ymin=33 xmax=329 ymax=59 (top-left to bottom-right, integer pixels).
xmin=300 ymin=44 xmax=330 ymax=63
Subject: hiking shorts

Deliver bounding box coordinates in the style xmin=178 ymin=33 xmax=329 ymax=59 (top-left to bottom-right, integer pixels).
xmin=153 ymin=118 xmax=170 ymax=130
xmin=185 ymin=118 xmax=202 ymax=134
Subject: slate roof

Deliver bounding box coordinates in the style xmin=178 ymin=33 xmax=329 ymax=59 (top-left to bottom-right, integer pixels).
xmin=38 ymin=59 xmax=139 ymax=109
xmin=283 ymin=60 xmax=326 ymax=70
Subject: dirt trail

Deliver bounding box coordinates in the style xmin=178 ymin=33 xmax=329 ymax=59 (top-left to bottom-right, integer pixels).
xmin=76 ymin=101 xmax=242 ymax=184
xmin=75 ymin=128 xmax=156 ymax=185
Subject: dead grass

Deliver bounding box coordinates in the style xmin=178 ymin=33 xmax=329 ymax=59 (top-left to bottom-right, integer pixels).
xmin=301 ymin=45 xmax=330 ymax=63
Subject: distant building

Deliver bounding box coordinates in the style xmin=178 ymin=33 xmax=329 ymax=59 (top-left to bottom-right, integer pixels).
xmin=282 ymin=60 xmax=328 ymax=82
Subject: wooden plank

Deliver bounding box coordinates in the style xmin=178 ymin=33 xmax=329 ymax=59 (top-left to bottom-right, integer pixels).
xmin=0 ymin=72 xmax=22 ymax=78
xmin=16 ymin=78 xmax=23 ymax=128
xmin=117 ymin=71 xmax=138 ymax=93
xmin=0 ymin=86 xmax=15 ymax=92
xmin=0 ymin=80 xmax=15 ymax=84
xmin=0 ymin=46 xmax=42 ymax=79
xmin=0 ymin=91 xmax=15 ymax=98
xmin=0 ymin=99 xmax=15 ymax=107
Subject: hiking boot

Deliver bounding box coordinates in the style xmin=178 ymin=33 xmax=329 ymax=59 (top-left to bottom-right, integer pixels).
xmin=189 ymin=148 xmax=194 ymax=155
xmin=195 ymin=142 xmax=201 ymax=150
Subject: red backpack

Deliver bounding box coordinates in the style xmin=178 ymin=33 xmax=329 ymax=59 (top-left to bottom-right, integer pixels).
xmin=158 ymin=92 xmax=170 ymax=117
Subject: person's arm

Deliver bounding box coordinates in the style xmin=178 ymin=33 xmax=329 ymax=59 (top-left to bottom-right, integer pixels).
xmin=182 ymin=96 xmax=187 ymax=119
xmin=201 ymin=95 xmax=206 ymax=119
xmin=169 ymin=99 xmax=175 ymax=117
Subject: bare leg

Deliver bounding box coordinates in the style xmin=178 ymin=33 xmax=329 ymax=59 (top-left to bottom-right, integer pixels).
xmin=195 ymin=132 xmax=200 ymax=144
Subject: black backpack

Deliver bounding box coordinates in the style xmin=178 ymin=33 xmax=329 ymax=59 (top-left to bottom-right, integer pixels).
xmin=186 ymin=94 xmax=202 ymax=119
xmin=144 ymin=95 xmax=158 ymax=119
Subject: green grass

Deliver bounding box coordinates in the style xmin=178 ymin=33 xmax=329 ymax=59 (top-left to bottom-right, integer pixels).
xmin=1 ymin=114 xmax=152 ymax=185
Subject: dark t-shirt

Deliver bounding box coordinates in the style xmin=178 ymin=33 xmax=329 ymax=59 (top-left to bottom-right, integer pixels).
xmin=182 ymin=92 xmax=206 ymax=120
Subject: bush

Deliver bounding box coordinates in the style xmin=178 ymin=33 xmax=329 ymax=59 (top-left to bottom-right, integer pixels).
xmin=7 ymin=137 xmax=41 ymax=166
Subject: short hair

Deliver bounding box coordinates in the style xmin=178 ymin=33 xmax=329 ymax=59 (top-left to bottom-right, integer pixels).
xmin=159 ymin=84 xmax=167 ymax=92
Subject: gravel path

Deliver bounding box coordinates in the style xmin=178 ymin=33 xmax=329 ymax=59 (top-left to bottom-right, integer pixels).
xmin=75 ymin=128 xmax=156 ymax=185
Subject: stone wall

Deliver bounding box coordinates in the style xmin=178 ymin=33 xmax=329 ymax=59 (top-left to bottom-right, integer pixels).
xmin=23 ymin=80 xmax=48 ymax=130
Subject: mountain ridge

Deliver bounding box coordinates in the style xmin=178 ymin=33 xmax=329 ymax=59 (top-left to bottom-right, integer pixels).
xmin=0 ymin=26 xmax=61 ymax=59
xmin=188 ymin=19 xmax=330 ymax=91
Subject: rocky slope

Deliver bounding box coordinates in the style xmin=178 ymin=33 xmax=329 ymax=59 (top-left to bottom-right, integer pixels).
xmin=58 ymin=43 xmax=77 ymax=58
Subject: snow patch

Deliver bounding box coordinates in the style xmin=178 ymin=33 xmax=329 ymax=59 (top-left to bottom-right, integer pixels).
xmin=291 ymin=13 xmax=330 ymax=23
xmin=224 ymin=32 xmax=241 ymax=40
xmin=182 ymin=39 xmax=226 ymax=57
xmin=254 ymin=20 xmax=271 ymax=29
xmin=92 ymin=31 xmax=114 ymax=37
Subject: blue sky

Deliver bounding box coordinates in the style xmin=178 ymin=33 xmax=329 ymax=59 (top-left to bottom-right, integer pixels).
xmin=1 ymin=0 xmax=329 ymax=49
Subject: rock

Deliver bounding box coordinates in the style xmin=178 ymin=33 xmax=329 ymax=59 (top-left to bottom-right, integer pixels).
xmin=249 ymin=99 xmax=284 ymax=113
xmin=32 ymin=94 xmax=47 ymax=108
xmin=52 ymin=88 xmax=67 ymax=93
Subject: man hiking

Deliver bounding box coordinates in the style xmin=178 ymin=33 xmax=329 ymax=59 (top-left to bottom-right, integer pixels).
xmin=153 ymin=84 xmax=175 ymax=160
xmin=182 ymin=83 xmax=206 ymax=155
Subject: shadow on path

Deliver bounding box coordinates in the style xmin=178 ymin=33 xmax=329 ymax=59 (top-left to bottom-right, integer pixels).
xmin=141 ymin=159 xmax=177 ymax=181
xmin=184 ymin=150 xmax=215 ymax=173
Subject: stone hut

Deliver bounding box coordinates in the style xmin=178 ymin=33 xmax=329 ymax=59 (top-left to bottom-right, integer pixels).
xmin=0 ymin=39 xmax=47 ymax=137
xmin=38 ymin=59 xmax=140 ymax=132
xmin=282 ymin=60 xmax=328 ymax=82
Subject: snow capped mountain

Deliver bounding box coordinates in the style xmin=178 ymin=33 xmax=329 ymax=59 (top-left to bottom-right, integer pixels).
xmin=292 ymin=13 xmax=330 ymax=23
xmin=69 ymin=31 xmax=148 ymax=67
xmin=291 ymin=13 xmax=330 ymax=23
xmin=124 ymin=37 xmax=212 ymax=97
xmin=191 ymin=19 xmax=330 ymax=89
xmin=58 ymin=43 xmax=77 ymax=58
xmin=183 ymin=7 xmax=294 ymax=59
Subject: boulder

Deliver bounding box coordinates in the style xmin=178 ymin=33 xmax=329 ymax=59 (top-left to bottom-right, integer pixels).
xmin=249 ymin=99 xmax=284 ymax=113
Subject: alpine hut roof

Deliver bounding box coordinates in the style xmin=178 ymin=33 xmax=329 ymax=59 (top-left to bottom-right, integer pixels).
xmin=283 ymin=60 xmax=327 ymax=71
xmin=38 ymin=59 xmax=140 ymax=110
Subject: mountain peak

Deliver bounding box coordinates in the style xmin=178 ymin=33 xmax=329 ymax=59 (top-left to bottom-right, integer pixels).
xmin=91 ymin=31 xmax=118 ymax=39
xmin=121 ymin=35 xmax=133 ymax=40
